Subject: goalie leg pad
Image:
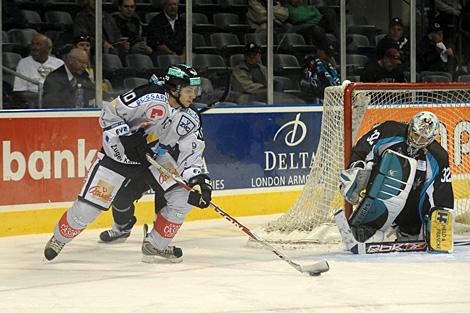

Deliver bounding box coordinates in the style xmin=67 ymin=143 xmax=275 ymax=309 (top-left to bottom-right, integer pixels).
xmin=349 ymin=150 xmax=417 ymax=242
xmin=425 ymin=207 xmax=454 ymax=253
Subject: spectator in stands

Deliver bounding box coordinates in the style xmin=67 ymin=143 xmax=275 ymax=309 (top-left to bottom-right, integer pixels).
xmin=74 ymin=0 xmax=129 ymax=56
xmin=113 ymin=0 xmax=153 ymax=55
xmin=376 ymin=17 xmax=410 ymax=67
xmin=300 ymin=42 xmax=340 ymax=103
xmin=246 ymin=0 xmax=290 ymax=33
xmin=360 ymin=47 xmax=406 ymax=83
xmin=417 ymin=22 xmax=455 ymax=72
xmin=42 ymin=48 xmax=95 ymax=108
xmin=432 ymin=0 xmax=463 ymax=39
xmin=13 ymin=34 xmax=64 ymax=108
xmin=147 ymin=0 xmax=185 ymax=60
xmin=73 ymin=35 xmax=95 ymax=82
xmin=73 ymin=35 xmax=112 ymax=98
xmin=231 ymin=43 xmax=268 ymax=102
xmin=285 ymin=0 xmax=333 ymax=47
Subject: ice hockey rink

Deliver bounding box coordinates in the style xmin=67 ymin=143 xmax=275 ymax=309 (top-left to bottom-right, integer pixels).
xmin=1 ymin=214 xmax=470 ymax=313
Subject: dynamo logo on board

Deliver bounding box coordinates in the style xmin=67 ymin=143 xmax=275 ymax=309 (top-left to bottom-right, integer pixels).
xmin=273 ymin=113 xmax=307 ymax=147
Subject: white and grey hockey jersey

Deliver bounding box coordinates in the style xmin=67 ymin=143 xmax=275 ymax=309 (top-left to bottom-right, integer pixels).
xmin=99 ymin=84 xmax=205 ymax=181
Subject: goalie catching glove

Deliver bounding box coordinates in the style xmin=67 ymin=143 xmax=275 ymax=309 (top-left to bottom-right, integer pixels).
xmin=187 ymin=174 xmax=212 ymax=208
xmin=339 ymin=160 xmax=374 ymax=205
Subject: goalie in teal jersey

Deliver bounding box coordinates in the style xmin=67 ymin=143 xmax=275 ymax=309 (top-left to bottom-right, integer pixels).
xmin=338 ymin=111 xmax=454 ymax=252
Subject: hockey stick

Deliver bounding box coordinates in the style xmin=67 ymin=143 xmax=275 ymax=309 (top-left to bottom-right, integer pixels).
xmin=146 ymin=154 xmax=330 ymax=276
xmin=349 ymin=239 xmax=470 ymax=254
xmin=335 ymin=209 xmax=470 ymax=254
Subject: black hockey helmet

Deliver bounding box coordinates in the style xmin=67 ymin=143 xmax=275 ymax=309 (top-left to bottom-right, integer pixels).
xmin=163 ymin=64 xmax=201 ymax=95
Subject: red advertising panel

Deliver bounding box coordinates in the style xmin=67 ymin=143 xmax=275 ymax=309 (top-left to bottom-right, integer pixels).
xmin=0 ymin=113 xmax=102 ymax=205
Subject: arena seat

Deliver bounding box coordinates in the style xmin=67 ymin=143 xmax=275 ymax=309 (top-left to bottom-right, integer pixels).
xmin=123 ymin=77 xmax=148 ymax=90
xmin=209 ymin=32 xmax=245 ymax=55
xmin=192 ymin=33 xmax=217 ymax=54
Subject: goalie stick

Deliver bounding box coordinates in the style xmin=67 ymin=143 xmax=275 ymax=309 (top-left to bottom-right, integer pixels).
xmin=335 ymin=209 xmax=470 ymax=254
xmin=349 ymin=239 xmax=470 ymax=254
xmin=146 ymin=154 xmax=330 ymax=276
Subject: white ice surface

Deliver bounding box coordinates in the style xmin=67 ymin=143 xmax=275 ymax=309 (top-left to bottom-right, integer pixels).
xmin=1 ymin=214 xmax=470 ymax=313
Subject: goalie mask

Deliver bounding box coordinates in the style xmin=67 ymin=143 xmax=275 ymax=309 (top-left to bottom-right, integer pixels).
xmin=407 ymin=111 xmax=440 ymax=149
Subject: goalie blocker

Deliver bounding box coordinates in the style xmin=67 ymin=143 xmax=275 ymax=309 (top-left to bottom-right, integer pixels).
xmin=425 ymin=207 xmax=454 ymax=253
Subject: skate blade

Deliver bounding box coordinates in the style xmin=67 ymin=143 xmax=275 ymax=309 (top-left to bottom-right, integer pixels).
xmin=142 ymin=255 xmax=183 ymax=264
xmin=97 ymin=237 xmax=129 ymax=244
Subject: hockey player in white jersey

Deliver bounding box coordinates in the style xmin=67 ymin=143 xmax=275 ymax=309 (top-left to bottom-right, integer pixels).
xmin=338 ymin=111 xmax=454 ymax=249
xmin=44 ymin=64 xmax=212 ymax=263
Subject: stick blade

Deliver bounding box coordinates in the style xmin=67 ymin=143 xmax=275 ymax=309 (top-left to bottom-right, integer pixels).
xmin=301 ymin=260 xmax=330 ymax=276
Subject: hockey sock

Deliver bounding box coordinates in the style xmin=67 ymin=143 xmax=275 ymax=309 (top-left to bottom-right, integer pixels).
xmin=111 ymin=204 xmax=136 ymax=229
xmin=148 ymin=211 xmax=182 ymax=250
xmin=54 ymin=200 xmax=102 ymax=243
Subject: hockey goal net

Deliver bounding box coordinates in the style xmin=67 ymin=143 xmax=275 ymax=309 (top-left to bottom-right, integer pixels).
xmin=256 ymin=82 xmax=470 ymax=245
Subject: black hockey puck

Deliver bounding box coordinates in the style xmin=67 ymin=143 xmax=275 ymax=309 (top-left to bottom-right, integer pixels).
xmin=308 ymin=272 xmax=321 ymax=276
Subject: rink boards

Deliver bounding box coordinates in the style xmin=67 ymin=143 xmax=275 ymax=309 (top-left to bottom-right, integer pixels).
xmin=0 ymin=106 xmax=323 ymax=236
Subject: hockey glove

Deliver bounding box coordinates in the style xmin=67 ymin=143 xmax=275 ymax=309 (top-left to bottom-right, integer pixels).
xmin=187 ymin=174 xmax=212 ymax=208
xmin=339 ymin=160 xmax=373 ymax=205
xmin=120 ymin=129 xmax=154 ymax=164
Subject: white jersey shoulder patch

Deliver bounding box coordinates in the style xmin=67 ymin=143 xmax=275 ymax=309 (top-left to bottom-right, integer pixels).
xmin=177 ymin=114 xmax=197 ymax=136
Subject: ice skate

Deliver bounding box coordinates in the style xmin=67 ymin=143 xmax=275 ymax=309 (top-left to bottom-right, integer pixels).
xmin=44 ymin=236 xmax=66 ymax=261
xmin=99 ymin=216 xmax=136 ymax=243
xmin=141 ymin=224 xmax=183 ymax=263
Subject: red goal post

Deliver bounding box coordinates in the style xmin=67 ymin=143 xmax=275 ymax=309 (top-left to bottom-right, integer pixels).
xmin=255 ymin=82 xmax=470 ymax=246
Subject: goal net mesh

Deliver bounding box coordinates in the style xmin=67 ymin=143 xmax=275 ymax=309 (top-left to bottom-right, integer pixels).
xmin=256 ymin=82 xmax=470 ymax=245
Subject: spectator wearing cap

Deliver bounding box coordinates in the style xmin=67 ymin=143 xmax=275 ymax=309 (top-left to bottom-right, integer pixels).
xmin=360 ymin=48 xmax=406 ymax=83
xmin=300 ymin=42 xmax=340 ymax=103
xmin=113 ymin=0 xmax=153 ymax=55
xmin=231 ymin=43 xmax=268 ymax=103
xmin=376 ymin=17 xmax=410 ymax=67
xmin=73 ymin=35 xmax=112 ymax=97
xmin=417 ymin=22 xmax=454 ymax=72
xmin=432 ymin=1 xmax=463 ymax=36
xmin=73 ymin=35 xmax=94 ymax=82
